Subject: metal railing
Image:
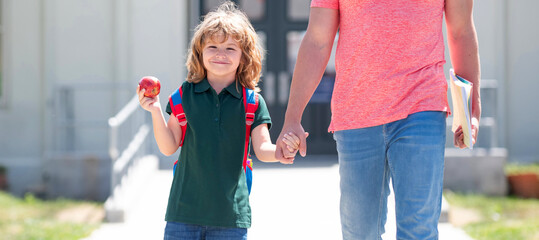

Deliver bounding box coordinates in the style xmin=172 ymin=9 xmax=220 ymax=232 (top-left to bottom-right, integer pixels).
xmin=105 ymin=94 xmax=151 ymax=222
xmin=46 ymin=83 xmax=138 ymax=200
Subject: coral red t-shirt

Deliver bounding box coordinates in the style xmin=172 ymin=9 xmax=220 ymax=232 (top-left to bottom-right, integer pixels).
xmin=311 ymin=0 xmax=450 ymax=132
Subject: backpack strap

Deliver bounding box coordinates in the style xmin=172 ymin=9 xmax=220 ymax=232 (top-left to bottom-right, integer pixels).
xmin=242 ymin=87 xmax=258 ymax=194
xmin=169 ymin=85 xmax=259 ymax=195
xmin=169 ymin=86 xmax=186 ymax=176
xmin=169 ymin=86 xmax=187 ymax=146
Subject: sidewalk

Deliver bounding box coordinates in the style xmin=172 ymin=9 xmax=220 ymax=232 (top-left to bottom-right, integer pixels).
xmin=85 ymin=155 xmax=473 ymax=240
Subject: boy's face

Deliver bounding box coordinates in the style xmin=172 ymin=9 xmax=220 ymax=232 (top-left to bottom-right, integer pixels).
xmin=202 ymin=34 xmax=242 ymax=81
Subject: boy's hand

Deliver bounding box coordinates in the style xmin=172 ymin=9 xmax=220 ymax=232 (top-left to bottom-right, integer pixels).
xmin=137 ymin=85 xmax=161 ymax=114
xmin=281 ymin=132 xmax=309 ymax=158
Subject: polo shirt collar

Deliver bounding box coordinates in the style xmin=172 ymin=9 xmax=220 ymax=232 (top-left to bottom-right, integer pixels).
xmin=194 ymin=78 xmax=211 ymax=93
xmin=195 ymin=78 xmax=243 ymax=99
xmin=223 ymin=82 xmax=242 ymax=99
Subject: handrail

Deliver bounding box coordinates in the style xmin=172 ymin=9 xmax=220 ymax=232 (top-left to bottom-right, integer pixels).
xmin=106 ymin=94 xmax=150 ymax=222
xmin=113 ymin=124 xmax=150 ymax=173
xmin=108 ymin=94 xmax=139 ymax=160
xmin=108 ymin=94 xmax=140 ymax=128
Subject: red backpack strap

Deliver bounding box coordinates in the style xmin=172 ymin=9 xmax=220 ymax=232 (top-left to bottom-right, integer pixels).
xmin=168 ymin=86 xmax=187 ymax=147
xmin=242 ymin=87 xmax=258 ymax=194
xmin=242 ymin=87 xmax=259 ymax=172
xmin=169 ymin=86 xmax=187 ymax=174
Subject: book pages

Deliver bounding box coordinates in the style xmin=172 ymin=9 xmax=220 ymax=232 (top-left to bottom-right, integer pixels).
xmin=449 ymin=69 xmax=474 ymax=149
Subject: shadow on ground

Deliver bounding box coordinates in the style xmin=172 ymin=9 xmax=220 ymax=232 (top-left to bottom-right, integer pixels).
xmin=252 ymin=155 xmax=338 ymax=169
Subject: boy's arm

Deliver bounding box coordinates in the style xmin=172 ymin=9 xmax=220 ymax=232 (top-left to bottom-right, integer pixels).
xmin=251 ymin=124 xmax=294 ymax=163
xmin=137 ymin=86 xmax=182 ymax=156
xmin=445 ymin=0 xmax=481 ymax=148
xmin=153 ymin=112 xmax=182 ymax=156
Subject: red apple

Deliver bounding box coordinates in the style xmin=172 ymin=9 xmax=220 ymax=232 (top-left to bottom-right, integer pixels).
xmin=139 ymin=76 xmax=161 ymax=97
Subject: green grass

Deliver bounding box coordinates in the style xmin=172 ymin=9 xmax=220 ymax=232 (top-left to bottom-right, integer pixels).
xmin=444 ymin=191 xmax=539 ymax=240
xmin=505 ymin=163 xmax=539 ymax=175
xmin=0 ymin=191 xmax=103 ymax=240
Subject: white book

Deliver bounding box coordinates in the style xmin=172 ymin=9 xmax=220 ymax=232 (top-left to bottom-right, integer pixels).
xmin=449 ymin=69 xmax=474 ymax=149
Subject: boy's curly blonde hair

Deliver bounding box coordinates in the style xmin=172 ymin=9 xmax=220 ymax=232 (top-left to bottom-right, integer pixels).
xmin=186 ymin=1 xmax=264 ymax=92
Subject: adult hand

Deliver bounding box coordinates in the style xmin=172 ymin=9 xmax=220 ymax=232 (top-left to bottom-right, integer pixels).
xmin=275 ymin=122 xmax=308 ymax=164
xmin=454 ymin=117 xmax=479 ymax=148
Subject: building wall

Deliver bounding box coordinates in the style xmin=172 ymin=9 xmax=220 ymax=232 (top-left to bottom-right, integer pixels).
xmin=0 ymin=0 xmax=188 ymax=198
xmin=443 ymin=1 xmax=539 ymax=163
xmin=0 ymin=0 xmax=538 ymax=199
xmin=0 ymin=0 xmax=44 ymax=196
xmin=506 ymin=0 xmax=539 ymax=163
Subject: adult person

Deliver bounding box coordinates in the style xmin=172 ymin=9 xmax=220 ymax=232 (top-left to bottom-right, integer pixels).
xmin=275 ymin=0 xmax=481 ymax=239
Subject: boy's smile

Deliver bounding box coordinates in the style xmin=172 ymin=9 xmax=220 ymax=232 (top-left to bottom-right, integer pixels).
xmin=202 ymin=35 xmax=242 ymax=83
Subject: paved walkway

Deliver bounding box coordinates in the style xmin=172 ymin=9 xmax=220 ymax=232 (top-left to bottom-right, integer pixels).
xmin=85 ymin=156 xmax=473 ymax=240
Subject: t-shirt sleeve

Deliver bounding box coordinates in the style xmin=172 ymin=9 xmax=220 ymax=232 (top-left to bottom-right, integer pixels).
xmin=251 ymin=93 xmax=272 ymax=132
xmin=166 ymin=82 xmax=190 ymax=116
xmin=165 ymin=101 xmax=172 ymax=115
xmin=311 ymin=0 xmax=339 ymax=9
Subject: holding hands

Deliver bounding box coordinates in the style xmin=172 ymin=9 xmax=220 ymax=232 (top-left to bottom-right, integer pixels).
xmin=281 ymin=132 xmax=309 ymax=153
xmin=279 ymin=131 xmax=308 ymax=164
xmin=276 ymin=123 xmax=309 ymax=164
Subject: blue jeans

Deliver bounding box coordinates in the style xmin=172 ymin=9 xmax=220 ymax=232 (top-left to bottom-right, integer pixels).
xmin=164 ymin=222 xmax=248 ymax=240
xmin=333 ymin=111 xmax=446 ymax=240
